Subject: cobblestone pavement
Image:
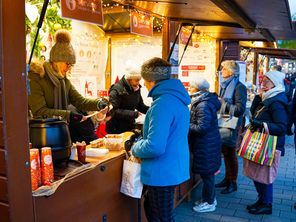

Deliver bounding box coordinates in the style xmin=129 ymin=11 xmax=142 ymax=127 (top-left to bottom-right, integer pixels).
xmin=175 ymin=136 xmax=296 ymax=222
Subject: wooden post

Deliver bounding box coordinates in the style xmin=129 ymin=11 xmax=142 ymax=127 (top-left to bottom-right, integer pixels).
xmin=215 ymin=40 xmax=221 ymax=93
xmin=162 ymin=17 xmax=170 ymax=60
xmin=253 ymin=51 xmax=258 ymax=85
xmin=0 ymin=0 xmax=34 ymax=221
xmin=265 ymin=56 xmax=270 ymax=73
xmin=105 ymin=37 xmax=112 ymax=90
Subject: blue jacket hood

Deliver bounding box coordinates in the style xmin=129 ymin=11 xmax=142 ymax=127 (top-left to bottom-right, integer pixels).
xmin=148 ymin=79 xmax=191 ymax=106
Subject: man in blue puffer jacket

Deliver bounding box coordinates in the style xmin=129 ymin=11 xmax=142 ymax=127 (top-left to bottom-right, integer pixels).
xmin=132 ymin=57 xmax=191 ymax=222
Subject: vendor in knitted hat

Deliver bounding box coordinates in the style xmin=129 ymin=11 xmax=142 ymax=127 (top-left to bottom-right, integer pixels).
xmin=106 ymin=65 xmax=149 ymax=134
xmin=247 ymin=70 xmax=288 ymax=215
xmin=28 ymin=29 xmax=109 ymax=125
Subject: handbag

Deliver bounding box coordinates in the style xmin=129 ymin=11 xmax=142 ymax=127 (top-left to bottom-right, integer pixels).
xmin=120 ymin=157 xmax=143 ymax=199
xmin=218 ymin=103 xmax=239 ymax=147
xmin=237 ymin=128 xmax=277 ymax=166
xmin=243 ymin=150 xmax=281 ymax=184
xmin=218 ymin=103 xmax=238 ymax=129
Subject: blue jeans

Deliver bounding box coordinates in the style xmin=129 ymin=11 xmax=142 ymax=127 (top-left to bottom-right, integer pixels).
xmin=200 ymin=173 xmax=216 ymax=204
xmin=253 ymin=181 xmax=273 ymax=204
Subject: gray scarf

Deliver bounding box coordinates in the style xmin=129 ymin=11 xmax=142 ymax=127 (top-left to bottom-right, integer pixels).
xmin=44 ymin=62 xmax=68 ymax=109
xmin=219 ymin=76 xmax=238 ymax=104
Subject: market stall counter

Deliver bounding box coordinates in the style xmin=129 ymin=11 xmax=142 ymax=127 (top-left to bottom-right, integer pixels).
xmin=32 ymin=133 xmax=200 ymax=222
xmin=33 ymin=150 xmax=140 ymax=222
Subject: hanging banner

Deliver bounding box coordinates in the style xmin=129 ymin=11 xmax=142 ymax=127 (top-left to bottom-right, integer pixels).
xmin=61 ymin=0 xmax=104 ymax=26
xmin=130 ymin=11 xmax=153 ymax=37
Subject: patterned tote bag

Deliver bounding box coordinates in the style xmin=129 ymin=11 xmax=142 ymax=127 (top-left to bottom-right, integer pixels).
xmin=237 ymin=128 xmax=277 ymax=167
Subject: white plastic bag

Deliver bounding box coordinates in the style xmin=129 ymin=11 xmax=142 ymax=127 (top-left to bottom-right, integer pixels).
xmin=120 ymin=159 xmax=143 ymax=198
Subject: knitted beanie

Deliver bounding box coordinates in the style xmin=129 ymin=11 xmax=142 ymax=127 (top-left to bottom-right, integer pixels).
xmin=190 ymin=78 xmax=210 ymax=90
xmin=49 ymin=29 xmax=76 ymax=64
xmin=264 ymin=70 xmax=285 ymax=87
xmin=125 ymin=66 xmax=141 ymax=79
xmin=141 ymin=57 xmax=171 ymax=81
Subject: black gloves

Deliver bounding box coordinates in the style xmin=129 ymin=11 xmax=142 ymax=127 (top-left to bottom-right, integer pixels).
xmin=70 ymin=112 xmax=83 ymax=123
xmin=250 ymin=119 xmax=263 ymax=132
xmin=134 ymin=111 xmax=139 ymax=119
xmin=97 ymin=98 xmax=109 ymax=110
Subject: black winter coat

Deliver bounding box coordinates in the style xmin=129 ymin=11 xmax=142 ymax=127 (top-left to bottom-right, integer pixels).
xmin=219 ymin=81 xmax=247 ymax=128
xmin=106 ymin=77 xmax=149 ymax=134
xmin=219 ymin=81 xmax=247 ymax=147
xmin=188 ymin=92 xmax=222 ymax=174
xmin=250 ymin=93 xmax=288 ymax=156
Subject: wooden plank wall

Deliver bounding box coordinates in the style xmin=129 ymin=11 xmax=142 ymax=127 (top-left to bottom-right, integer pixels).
xmin=221 ymin=41 xmax=240 ymax=61
xmin=0 ymin=1 xmax=8 ymax=220
xmin=0 ymin=0 xmax=34 ymax=221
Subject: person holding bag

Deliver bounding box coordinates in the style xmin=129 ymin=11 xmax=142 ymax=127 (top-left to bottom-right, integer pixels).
xmin=131 ymin=57 xmax=191 ymax=222
xmin=215 ymin=60 xmax=247 ymax=194
xmin=246 ymin=70 xmax=288 ymax=215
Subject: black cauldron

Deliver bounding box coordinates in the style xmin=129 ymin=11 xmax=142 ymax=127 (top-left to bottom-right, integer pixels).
xmin=29 ymin=118 xmax=72 ymax=163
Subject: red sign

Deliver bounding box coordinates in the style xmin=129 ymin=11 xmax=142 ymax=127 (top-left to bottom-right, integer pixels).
xmin=130 ymin=12 xmax=153 ymax=37
xmin=61 ymin=0 xmax=104 ymax=26
xmin=181 ymin=65 xmax=206 ymax=71
xmin=182 ymin=71 xmax=189 ymax=77
xmin=182 ymin=82 xmax=190 ymax=87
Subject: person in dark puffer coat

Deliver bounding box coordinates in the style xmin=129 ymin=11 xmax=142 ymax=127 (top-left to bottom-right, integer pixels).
xmin=188 ymin=79 xmax=221 ymax=213
xmin=106 ymin=68 xmax=149 ymax=134
xmin=246 ymin=70 xmax=288 ymax=215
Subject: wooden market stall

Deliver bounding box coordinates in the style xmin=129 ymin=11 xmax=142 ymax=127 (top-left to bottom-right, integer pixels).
xmin=1 ymin=0 xmax=296 ymax=222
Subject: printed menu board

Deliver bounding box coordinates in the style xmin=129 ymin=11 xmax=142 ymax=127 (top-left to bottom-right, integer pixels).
xmin=61 ymin=0 xmax=104 ymax=26
xmin=130 ymin=11 xmax=153 ymax=37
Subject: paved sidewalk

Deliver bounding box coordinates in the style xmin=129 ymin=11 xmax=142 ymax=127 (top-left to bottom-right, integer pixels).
xmin=175 ymin=136 xmax=296 ymax=222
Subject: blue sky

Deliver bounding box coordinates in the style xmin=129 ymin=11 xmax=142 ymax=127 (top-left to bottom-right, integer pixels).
xmin=288 ymin=0 xmax=296 ymax=17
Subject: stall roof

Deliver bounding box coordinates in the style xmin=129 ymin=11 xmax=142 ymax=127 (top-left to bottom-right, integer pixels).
xmin=105 ymin=0 xmax=296 ymax=41
xmin=242 ymin=46 xmax=296 ymax=60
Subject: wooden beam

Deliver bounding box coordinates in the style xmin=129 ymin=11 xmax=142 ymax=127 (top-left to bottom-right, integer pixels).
xmin=0 ymin=0 xmax=34 ymax=221
xmin=209 ymin=0 xmax=256 ymax=30
xmin=257 ymin=28 xmax=275 ymax=42
xmin=103 ymin=6 xmax=126 ymax=15
xmin=169 ymin=18 xmax=242 ymax=28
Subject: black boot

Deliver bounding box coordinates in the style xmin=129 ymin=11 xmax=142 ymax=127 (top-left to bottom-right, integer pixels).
xmin=215 ymin=178 xmax=229 ymax=188
xmin=294 ymin=202 xmax=296 ymax=210
xmin=246 ymin=199 xmax=262 ymax=210
xmin=221 ymin=182 xmax=237 ymax=194
xmin=248 ymin=203 xmax=272 ymax=215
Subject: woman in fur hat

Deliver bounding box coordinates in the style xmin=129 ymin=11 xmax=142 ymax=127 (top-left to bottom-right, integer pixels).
xmin=28 ymin=29 xmax=109 ymax=125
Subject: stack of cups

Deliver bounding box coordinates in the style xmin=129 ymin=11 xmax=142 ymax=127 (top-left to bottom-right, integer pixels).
xmin=29 ymin=149 xmax=41 ymax=191
xmin=41 ymin=147 xmax=54 ymax=186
